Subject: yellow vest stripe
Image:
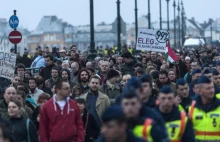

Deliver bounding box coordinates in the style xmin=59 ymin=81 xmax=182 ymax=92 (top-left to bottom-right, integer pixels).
xmin=143 ymin=119 xmax=153 ymax=140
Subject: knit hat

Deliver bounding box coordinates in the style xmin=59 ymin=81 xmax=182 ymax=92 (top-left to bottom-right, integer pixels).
xmin=121 ymin=51 xmax=132 ymax=58
xmin=107 ymin=69 xmax=120 ymax=80
xmin=185 ymin=56 xmax=190 ymax=61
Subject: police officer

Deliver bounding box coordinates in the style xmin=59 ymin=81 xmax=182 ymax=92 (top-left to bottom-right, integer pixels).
xmin=188 ymin=76 xmax=220 ymax=141
xmin=156 ymin=85 xmax=195 ymax=142
xmin=96 ymin=105 xmax=145 ymax=142
xmin=120 ymin=88 xmax=169 ymax=142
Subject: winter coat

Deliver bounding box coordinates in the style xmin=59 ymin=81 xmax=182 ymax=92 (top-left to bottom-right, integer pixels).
xmin=83 ymin=91 xmax=110 ymax=122
xmin=8 ymin=117 xmax=39 ymax=142
xmin=120 ymin=60 xmax=137 ymax=76
xmin=39 ymin=64 xmax=56 ymax=81
xmin=82 ymin=109 xmax=100 ymax=142
xmin=39 ymin=96 xmax=84 ymax=142
xmin=45 ymin=78 xmax=61 ymax=89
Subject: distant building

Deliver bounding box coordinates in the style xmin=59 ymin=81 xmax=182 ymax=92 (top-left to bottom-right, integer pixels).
xmin=0 ymin=18 xmax=29 ymax=54
xmin=204 ymin=18 xmax=220 ymax=43
xmin=27 ymin=16 xmax=74 ymax=53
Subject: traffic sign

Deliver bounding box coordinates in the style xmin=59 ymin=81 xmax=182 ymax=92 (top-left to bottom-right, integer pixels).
xmin=9 ymin=15 xmax=19 ymax=29
xmin=8 ymin=30 xmax=22 ymax=44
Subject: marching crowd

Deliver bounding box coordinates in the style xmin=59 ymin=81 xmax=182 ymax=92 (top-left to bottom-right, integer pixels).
xmin=0 ymin=45 xmax=220 ymax=142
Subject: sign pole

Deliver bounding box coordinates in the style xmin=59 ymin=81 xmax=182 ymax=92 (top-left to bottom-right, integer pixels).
xmin=13 ymin=10 xmax=17 ymax=54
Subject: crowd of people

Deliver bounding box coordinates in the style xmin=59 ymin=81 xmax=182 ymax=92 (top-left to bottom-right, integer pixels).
xmin=0 ymin=44 xmax=220 ymax=142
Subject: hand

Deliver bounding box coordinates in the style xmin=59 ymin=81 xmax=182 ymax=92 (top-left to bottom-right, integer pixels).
xmin=174 ymin=95 xmax=182 ymax=105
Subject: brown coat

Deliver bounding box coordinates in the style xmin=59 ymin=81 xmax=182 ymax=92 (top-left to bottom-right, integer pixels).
xmin=83 ymin=91 xmax=110 ymax=120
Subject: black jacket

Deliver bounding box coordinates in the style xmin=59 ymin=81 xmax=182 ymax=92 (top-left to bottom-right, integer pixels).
xmin=39 ymin=64 xmax=55 ymax=81
xmin=120 ymin=60 xmax=137 ymax=76
xmin=155 ymin=106 xmax=195 ymax=142
xmin=82 ymin=109 xmax=100 ymax=142
xmin=21 ymin=55 xmax=32 ymax=68
xmin=180 ymin=96 xmax=192 ymax=111
xmin=143 ymin=95 xmax=157 ymax=108
xmin=8 ymin=117 xmax=39 ymax=142
xmin=31 ymin=106 xmax=40 ymax=130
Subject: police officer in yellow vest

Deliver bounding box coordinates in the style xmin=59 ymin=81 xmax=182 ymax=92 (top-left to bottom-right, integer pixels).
xmin=155 ymin=85 xmax=195 ymax=142
xmin=188 ymin=76 xmax=220 ymax=142
xmin=120 ymin=87 xmax=170 ymax=142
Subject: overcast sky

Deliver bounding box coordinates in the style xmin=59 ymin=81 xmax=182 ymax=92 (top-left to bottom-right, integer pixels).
xmin=0 ymin=0 xmax=219 ymax=30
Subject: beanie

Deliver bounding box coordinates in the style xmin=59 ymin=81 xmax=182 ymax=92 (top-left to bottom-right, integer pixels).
xmin=107 ymin=69 xmax=120 ymax=80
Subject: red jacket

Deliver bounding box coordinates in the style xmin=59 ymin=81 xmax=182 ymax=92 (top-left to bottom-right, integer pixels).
xmin=39 ymin=96 xmax=84 ymax=142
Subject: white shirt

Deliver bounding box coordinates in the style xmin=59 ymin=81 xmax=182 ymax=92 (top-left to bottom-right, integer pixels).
xmin=56 ymin=100 xmax=66 ymax=111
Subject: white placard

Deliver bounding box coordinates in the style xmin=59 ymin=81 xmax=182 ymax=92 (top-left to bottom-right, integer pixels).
xmin=0 ymin=51 xmax=16 ymax=80
xmin=136 ymin=28 xmax=169 ymax=53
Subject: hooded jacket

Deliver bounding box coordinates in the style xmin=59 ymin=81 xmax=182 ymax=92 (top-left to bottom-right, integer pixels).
xmin=39 ymin=96 xmax=84 ymax=142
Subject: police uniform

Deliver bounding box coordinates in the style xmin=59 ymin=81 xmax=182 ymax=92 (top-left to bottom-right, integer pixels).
xmin=188 ymin=95 xmax=220 ymax=141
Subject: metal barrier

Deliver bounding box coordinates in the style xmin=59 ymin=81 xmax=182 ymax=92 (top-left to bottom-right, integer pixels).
xmin=25 ymin=67 xmax=40 ymax=75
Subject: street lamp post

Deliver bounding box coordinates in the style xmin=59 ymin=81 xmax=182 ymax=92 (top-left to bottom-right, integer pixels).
xmin=181 ymin=1 xmax=185 ymax=46
xmin=173 ymin=0 xmax=176 ymax=48
xmin=90 ymin=0 xmax=95 ymax=52
xmin=177 ymin=1 xmax=181 ymax=48
xmin=117 ymin=0 xmax=121 ymax=53
xmin=159 ymin=0 xmax=162 ymax=29
xmin=148 ymin=0 xmax=151 ymax=28
xmin=166 ymin=0 xmax=170 ymax=45
xmin=135 ymin=0 xmax=138 ymax=41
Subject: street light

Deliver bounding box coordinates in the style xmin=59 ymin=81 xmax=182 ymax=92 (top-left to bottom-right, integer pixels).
xmin=166 ymin=0 xmax=170 ymax=45
xmin=148 ymin=0 xmax=151 ymax=28
xmin=181 ymin=1 xmax=185 ymax=45
xmin=135 ymin=0 xmax=138 ymax=40
xmin=177 ymin=0 xmax=181 ymax=48
xmin=117 ymin=0 xmax=121 ymax=53
xmin=90 ymin=0 xmax=95 ymax=52
xmin=173 ymin=0 xmax=176 ymax=48
xmin=159 ymin=0 xmax=162 ymax=29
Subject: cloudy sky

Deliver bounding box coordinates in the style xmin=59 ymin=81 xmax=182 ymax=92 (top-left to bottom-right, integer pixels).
xmin=0 ymin=0 xmax=218 ymax=30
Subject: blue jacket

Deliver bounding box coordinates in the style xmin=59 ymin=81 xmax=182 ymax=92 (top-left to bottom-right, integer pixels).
xmin=155 ymin=106 xmax=195 ymax=142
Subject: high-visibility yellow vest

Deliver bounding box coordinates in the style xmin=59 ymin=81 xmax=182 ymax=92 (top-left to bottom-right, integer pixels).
xmin=112 ymin=49 xmax=115 ymax=54
xmin=128 ymin=48 xmax=133 ymax=54
xmin=166 ymin=112 xmax=188 ymax=142
xmin=133 ymin=118 xmax=153 ymax=142
xmin=216 ymin=93 xmax=220 ymax=99
xmin=188 ymin=100 xmax=220 ymax=141
xmin=104 ymin=50 xmax=108 ymax=55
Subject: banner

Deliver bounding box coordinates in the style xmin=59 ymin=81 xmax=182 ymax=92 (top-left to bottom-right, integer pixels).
xmin=136 ymin=28 xmax=169 ymax=53
xmin=0 ymin=51 xmax=16 ymax=80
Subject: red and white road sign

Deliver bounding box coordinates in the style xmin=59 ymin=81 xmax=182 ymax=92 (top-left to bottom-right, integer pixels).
xmin=8 ymin=30 xmax=22 ymax=44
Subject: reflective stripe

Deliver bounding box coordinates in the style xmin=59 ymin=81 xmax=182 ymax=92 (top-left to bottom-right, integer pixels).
xmin=189 ymin=100 xmax=196 ymax=122
xmin=142 ymin=119 xmax=153 ymax=140
xmin=196 ymin=131 xmax=220 ymax=136
xmin=179 ymin=112 xmax=186 ymax=138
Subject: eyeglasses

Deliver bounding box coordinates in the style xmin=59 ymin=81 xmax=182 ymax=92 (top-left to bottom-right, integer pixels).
xmin=61 ymin=87 xmax=70 ymax=90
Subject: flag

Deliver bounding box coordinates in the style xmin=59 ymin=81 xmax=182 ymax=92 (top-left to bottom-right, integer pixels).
xmin=165 ymin=44 xmax=179 ymax=63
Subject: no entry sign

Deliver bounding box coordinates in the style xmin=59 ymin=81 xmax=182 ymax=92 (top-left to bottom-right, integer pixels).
xmin=8 ymin=30 xmax=22 ymax=44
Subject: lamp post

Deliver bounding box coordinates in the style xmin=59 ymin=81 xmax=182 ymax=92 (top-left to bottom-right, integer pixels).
xmin=159 ymin=0 xmax=162 ymax=29
xmin=173 ymin=0 xmax=176 ymax=48
xmin=117 ymin=0 xmax=121 ymax=53
xmin=148 ymin=0 xmax=151 ymax=28
xmin=166 ymin=0 xmax=170 ymax=45
xmin=135 ymin=0 xmax=138 ymax=40
xmin=177 ymin=0 xmax=181 ymax=48
xmin=181 ymin=1 xmax=185 ymax=46
xmin=90 ymin=0 xmax=95 ymax=52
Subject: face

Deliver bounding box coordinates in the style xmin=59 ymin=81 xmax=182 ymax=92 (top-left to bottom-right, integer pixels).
xmin=141 ymin=82 xmax=152 ymax=99
xmin=16 ymin=95 xmax=24 ymax=105
xmin=4 ymin=87 xmax=17 ymax=104
xmin=122 ymin=75 xmax=131 ymax=87
xmin=62 ymin=71 xmax=69 ymax=80
xmin=77 ymin=103 xmax=85 ymax=111
xmin=159 ymin=74 xmax=168 ymax=84
xmin=80 ymin=71 xmax=89 ymax=83
xmin=29 ymin=80 xmax=36 ymax=89
xmin=185 ymin=59 xmax=190 ymax=64
xmin=117 ymin=57 xmax=123 ymax=64
xmin=13 ymin=76 xmax=21 ymax=85
xmin=101 ymin=121 xmax=125 ymax=142
xmin=100 ymin=61 xmax=109 ymax=73
xmin=192 ymin=73 xmax=202 ymax=81
xmin=204 ymin=73 xmax=213 ymax=82
xmin=86 ymin=62 xmax=92 ymax=69
xmin=150 ymin=52 xmax=156 ymax=60
xmin=176 ymin=84 xmax=189 ymax=98
xmin=71 ymin=63 xmax=79 ymax=73
xmin=89 ymin=78 xmax=100 ymax=91
xmin=193 ymin=84 xmax=200 ymax=95
xmin=213 ymin=75 xmax=220 ymax=86
xmin=199 ymin=83 xmax=215 ymax=99
xmin=142 ymin=57 xmax=147 ymax=64
xmin=168 ymin=71 xmax=176 ymax=81
xmin=136 ymin=72 xmax=143 ymax=78
xmin=191 ymin=62 xmax=199 ymax=70
xmin=8 ymin=102 xmax=20 ymax=118
xmin=60 ymin=52 xmax=65 ymax=57
xmin=146 ymin=53 xmax=151 ymax=58
xmin=158 ymin=93 xmax=175 ymax=112
xmin=51 ymin=69 xmax=59 ymax=78
xmin=25 ymin=73 xmax=31 ymax=79
xmin=57 ymin=82 xmax=71 ymax=97
xmin=176 ymin=53 xmax=180 ymax=59
xmin=45 ymin=57 xmax=53 ymax=66
xmin=17 ymin=68 xmax=25 ymax=76
xmin=121 ymin=98 xmax=141 ymax=118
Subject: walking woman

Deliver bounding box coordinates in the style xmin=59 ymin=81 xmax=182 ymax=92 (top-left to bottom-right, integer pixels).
xmin=7 ymin=100 xmax=39 ymax=142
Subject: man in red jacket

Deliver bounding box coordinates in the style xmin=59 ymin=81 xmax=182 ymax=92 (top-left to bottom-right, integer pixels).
xmin=40 ymin=81 xmax=84 ymax=142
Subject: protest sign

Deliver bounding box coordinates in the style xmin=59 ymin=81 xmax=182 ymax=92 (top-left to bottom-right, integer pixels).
xmin=136 ymin=28 xmax=169 ymax=53
xmin=0 ymin=51 xmax=16 ymax=80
